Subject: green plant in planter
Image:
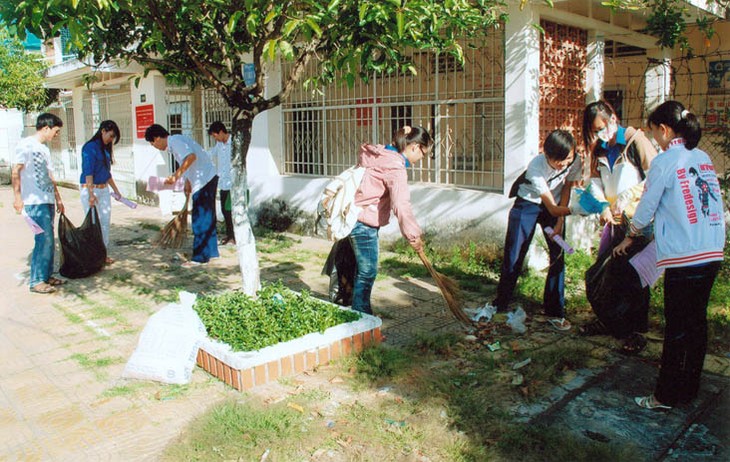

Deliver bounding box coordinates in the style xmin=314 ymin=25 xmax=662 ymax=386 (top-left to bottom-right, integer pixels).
xmin=194 ymin=282 xmax=361 ymax=352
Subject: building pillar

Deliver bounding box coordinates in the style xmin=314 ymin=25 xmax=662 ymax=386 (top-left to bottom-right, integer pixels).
xmin=130 ymin=72 xmax=175 ymax=213
xmin=645 ymin=49 xmax=672 ymax=113
xmin=585 ymin=31 xmax=605 ymax=104
xmin=503 ymin=2 xmax=541 ymax=195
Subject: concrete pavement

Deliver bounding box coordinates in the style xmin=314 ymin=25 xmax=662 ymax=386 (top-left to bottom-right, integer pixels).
xmin=0 ymin=184 xmax=727 ymax=461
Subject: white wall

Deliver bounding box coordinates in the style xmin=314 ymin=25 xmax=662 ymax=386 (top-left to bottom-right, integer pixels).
xmin=0 ymin=109 xmax=24 ymax=165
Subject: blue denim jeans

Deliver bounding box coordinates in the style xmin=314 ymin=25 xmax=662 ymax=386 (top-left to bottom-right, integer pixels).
xmin=349 ymin=221 xmax=379 ymax=315
xmin=191 ymin=176 xmax=220 ymax=263
xmin=493 ymin=198 xmax=565 ymax=317
xmin=25 ymin=204 xmax=55 ymax=288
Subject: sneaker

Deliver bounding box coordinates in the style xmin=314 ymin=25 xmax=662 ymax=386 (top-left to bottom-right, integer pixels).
xmin=548 ymin=318 xmax=572 ymax=331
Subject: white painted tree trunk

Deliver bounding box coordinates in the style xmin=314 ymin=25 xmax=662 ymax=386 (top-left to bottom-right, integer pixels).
xmin=231 ymin=163 xmax=260 ymax=296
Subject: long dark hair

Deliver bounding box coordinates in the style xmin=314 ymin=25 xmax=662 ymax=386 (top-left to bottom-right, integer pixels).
xmin=90 ymin=120 xmax=120 ymax=165
xmin=392 ymin=126 xmax=433 ymax=154
xmin=647 ymin=100 xmax=701 ymax=150
xmin=582 ymin=100 xmax=618 ymax=176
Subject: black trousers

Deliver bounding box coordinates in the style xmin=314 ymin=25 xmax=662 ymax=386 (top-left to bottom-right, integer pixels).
xmin=654 ymin=261 xmax=720 ymax=406
xmin=219 ymin=189 xmax=234 ymax=240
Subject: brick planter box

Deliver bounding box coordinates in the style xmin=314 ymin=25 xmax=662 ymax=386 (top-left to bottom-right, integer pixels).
xmin=195 ymin=310 xmax=382 ymax=391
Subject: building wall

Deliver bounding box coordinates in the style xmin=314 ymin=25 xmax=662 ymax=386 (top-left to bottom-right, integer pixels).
xmin=0 ymin=109 xmax=24 ymax=165
xmin=41 ymin=9 xmax=727 ymax=248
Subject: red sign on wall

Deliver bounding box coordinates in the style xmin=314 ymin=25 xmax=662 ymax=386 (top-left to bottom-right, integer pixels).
xmin=355 ymin=98 xmax=382 ymax=126
xmin=135 ymin=104 xmax=155 ymax=139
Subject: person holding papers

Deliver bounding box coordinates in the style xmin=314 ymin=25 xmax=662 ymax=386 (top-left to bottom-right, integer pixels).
xmin=145 ymin=124 xmax=219 ymax=267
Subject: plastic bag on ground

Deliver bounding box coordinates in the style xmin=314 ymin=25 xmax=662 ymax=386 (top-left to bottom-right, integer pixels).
xmin=122 ymin=291 xmax=207 ymax=384
xmin=506 ymin=307 xmax=527 ymax=334
xmin=465 ymin=303 xmax=498 ymax=322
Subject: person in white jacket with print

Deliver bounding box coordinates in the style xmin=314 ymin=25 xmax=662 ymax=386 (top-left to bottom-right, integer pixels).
xmin=614 ymin=100 xmax=725 ymax=410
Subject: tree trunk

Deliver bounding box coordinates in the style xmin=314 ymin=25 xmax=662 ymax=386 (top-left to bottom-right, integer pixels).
xmin=230 ymin=116 xmax=260 ymax=296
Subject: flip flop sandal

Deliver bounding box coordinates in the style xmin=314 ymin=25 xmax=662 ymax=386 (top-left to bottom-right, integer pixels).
xmin=548 ymin=318 xmax=572 ymax=331
xmin=47 ymin=277 xmax=66 ymax=286
xmin=620 ymin=333 xmax=647 ymax=356
xmin=181 ymin=260 xmax=206 ymax=268
xmin=634 ymin=395 xmax=672 ymax=410
xmin=30 ymin=283 xmax=56 ymax=294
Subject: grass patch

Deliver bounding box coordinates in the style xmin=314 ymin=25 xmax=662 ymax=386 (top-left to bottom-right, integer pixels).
xmin=70 ymin=352 xmax=124 ymax=380
xmin=139 ymin=222 xmax=161 ymax=232
xmin=255 ymin=229 xmax=297 ymax=253
xmin=409 ymin=332 xmax=463 ymax=357
xmin=161 ymin=400 xmax=309 ymax=461
xmin=349 ymin=345 xmax=412 ymax=383
xmin=496 ymin=423 xmax=642 ymax=462
xmin=52 ymin=303 xmax=84 ymax=325
xmin=101 ymin=381 xmax=152 ymax=398
xmin=110 ymin=271 xmax=133 ymax=283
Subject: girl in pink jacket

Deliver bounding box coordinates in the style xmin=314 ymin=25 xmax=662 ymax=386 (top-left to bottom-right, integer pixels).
xmin=349 ymin=126 xmax=432 ymax=314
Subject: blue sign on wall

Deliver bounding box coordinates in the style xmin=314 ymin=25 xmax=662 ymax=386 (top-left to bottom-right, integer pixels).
xmin=708 ymin=60 xmax=730 ymax=94
xmin=243 ymin=63 xmax=256 ymax=86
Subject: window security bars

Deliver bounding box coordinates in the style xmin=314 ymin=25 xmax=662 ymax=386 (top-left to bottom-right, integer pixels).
xmin=282 ymin=33 xmax=506 ymax=191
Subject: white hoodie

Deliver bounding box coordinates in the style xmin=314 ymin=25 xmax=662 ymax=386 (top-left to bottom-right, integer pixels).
xmin=630 ymin=139 xmax=725 ymax=269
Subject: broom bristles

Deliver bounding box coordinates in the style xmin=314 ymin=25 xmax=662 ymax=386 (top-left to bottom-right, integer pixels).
xmin=417 ymin=249 xmax=472 ymax=325
xmin=155 ymin=196 xmax=190 ymax=249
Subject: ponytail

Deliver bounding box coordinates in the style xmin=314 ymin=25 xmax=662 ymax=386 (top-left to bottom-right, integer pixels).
xmin=392 ymin=125 xmax=433 ymax=154
xmin=647 ymin=101 xmax=702 ymax=150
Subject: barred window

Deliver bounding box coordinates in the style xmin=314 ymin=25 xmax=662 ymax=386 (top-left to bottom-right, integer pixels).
xmin=282 ymin=32 xmax=506 ymax=191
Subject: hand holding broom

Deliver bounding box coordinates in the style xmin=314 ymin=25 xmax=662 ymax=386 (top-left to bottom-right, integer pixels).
xmin=416 ymin=248 xmax=472 ymax=325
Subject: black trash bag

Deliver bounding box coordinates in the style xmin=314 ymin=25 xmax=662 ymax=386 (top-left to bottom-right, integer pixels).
xmin=59 ymin=207 xmax=107 ymax=279
xmin=585 ymin=245 xmax=647 ymax=339
xmin=321 ymin=238 xmax=356 ymax=306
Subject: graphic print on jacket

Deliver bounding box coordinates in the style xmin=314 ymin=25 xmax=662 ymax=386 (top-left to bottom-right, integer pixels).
xmin=32 ymin=151 xmax=54 ymax=194
xmin=688 ymin=166 xmax=718 ymax=218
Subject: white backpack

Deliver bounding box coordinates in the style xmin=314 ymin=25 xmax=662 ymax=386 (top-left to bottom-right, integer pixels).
xmin=316 ymin=165 xmax=366 ymax=241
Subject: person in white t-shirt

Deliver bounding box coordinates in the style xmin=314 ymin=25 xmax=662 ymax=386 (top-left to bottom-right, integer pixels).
xmin=207 ymin=121 xmax=235 ymax=245
xmin=12 ymin=113 xmax=66 ymax=294
xmin=145 ymin=124 xmax=219 ymax=267
xmin=489 ymin=129 xmax=581 ymax=331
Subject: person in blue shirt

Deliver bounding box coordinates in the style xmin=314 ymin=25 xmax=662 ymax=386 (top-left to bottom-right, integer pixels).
xmin=79 ymin=120 xmax=122 ymax=265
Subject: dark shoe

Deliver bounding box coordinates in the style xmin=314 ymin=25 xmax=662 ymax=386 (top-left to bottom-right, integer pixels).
xmin=47 ymin=277 xmax=67 ymax=286
xmin=620 ymin=333 xmax=647 ymax=356
xmin=30 ymin=282 xmax=56 ymax=294
xmin=579 ymin=319 xmax=608 ymax=336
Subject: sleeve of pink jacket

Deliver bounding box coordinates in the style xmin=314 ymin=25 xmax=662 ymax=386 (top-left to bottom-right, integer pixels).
xmin=386 ymin=168 xmax=422 ymax=243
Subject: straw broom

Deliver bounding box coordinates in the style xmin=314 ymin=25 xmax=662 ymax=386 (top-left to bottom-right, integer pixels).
xmin=416 ymin=249 xmax=472 ymax=325
xmin=156 ymin=194 xmax=190 ymax=249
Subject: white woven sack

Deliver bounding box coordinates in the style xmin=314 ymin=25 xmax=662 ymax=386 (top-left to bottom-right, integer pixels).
xmin=122 ymin=291 xmax=207 ymax=384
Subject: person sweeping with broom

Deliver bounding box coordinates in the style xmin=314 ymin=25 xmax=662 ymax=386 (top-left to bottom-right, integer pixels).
xmin=350 ymin=126 xmax=467 ymax=322
xmin=145 ymin=124 xmax=219 ymax=267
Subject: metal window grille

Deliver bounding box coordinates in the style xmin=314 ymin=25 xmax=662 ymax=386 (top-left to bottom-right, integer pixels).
xmin=282 ymin=32 xmax=505 ymax=190
xmin=80 ymin=88 xmax=134 ymax=194
xmin=202 ymin=89 xmax=234 ymax=150
xmin=605 ymin=50 xmax=730 ymax=176
xmin=165 ymin=87 xmax=206 ymax=172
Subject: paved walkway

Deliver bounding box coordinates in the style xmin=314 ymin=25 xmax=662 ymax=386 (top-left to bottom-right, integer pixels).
xmin=0 ymin=185 xmax=464 ymax=460
xmin=0 ymin=185 xmax=727 ymax=461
